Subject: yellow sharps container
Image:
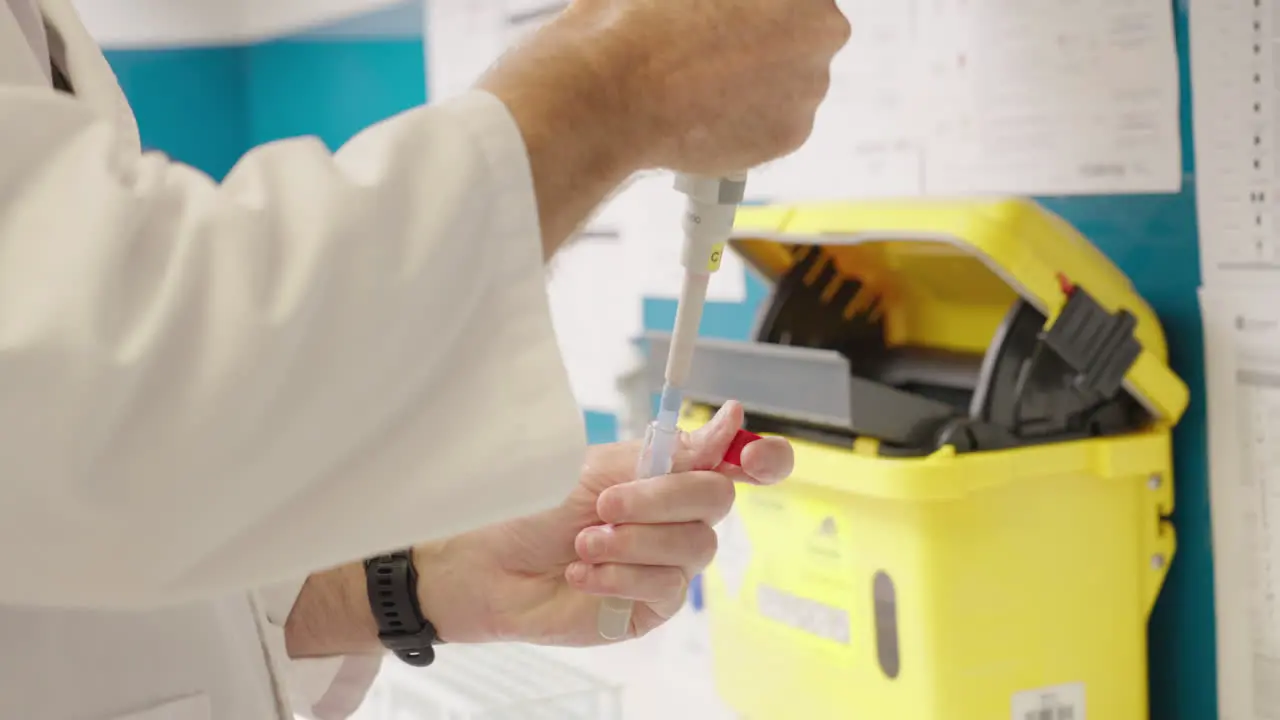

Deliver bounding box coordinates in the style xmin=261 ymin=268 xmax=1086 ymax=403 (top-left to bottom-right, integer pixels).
xmin=643 ymin=199 xmax=1188 ymax=720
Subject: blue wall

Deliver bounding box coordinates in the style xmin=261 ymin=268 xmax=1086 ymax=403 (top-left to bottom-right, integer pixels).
xmin=245 ymin=39 xmax=426 ymax=148
xmin=105 ymin=47 xmax=249 ymax=180
xmin=104 ymin=0 xmax=1215 ymax=715
xmin=105 ymin=39 xmax=426 ymax=174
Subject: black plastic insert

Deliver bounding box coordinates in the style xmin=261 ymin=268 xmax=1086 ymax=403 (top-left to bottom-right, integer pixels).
xmin=748 ymin=247 xmax=1152 ymax=455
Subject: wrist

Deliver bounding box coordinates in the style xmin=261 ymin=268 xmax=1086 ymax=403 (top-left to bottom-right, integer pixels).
xmin=411 ymin=538 xmax=504 ymax=644
xmin=284 ymin=539 xmax=502 ymax=659
xmin=477 ymin=13 xmax=650 ymax=256
xmin=285 ymin=562 xmax=381 ymax=659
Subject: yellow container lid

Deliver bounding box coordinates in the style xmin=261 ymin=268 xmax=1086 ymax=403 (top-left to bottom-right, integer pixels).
xmin=729 ymin=198 xmax=1188 ymax=426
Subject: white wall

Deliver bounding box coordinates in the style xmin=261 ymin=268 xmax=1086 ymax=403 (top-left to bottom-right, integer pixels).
xmin=73 ymin=0 xmax=249 ymax=47
xmin=244 ymin=0 xmax=413 ymax=40
xmin=293 ymin=1 xmax=422 ymax=39
xmin=74 ymin=0 xmax=418 ymax=47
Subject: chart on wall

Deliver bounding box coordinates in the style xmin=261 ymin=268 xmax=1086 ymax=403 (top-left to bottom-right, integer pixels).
xmin=1191 ymin=3 xmax=1280 ymax=713
xmin=1201 ymin=287 xmax=1280 ymax=720
xmin=748 ymin=0 xmax=1182 ymax=201
xmin=1191 ymin=0 xmax=1280 ymax=285
xmin=426 ymin=0 xmax=1183 ymax=213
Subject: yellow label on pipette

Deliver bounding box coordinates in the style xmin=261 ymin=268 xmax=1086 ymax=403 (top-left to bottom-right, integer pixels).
xmin=707 ymin=242 xmax=726 ymax=272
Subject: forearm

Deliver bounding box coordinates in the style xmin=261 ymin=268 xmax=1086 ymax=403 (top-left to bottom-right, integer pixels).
xmin=478 ymin=10 xmax=647 ymax=258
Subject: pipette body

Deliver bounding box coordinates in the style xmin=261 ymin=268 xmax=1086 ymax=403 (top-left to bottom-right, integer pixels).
xmin=596 ymin=173 xmax=747 ymax=641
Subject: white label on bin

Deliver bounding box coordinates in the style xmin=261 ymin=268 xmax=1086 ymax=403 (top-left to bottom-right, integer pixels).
xmin=755 ymin=584 xmax=851 ymax=644
xmin=713 ymin=509 xmax=751 ymax=599
xmin=1011 ymin=682 xmax=1086 ymax=720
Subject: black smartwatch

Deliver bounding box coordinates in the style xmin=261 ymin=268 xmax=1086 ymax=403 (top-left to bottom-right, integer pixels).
xmin=364 ymin=550 xmax=440 ymax=667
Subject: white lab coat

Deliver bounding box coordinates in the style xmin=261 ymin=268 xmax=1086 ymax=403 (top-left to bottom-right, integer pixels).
xmin=0 ymin=1 xmax=587 ymax=718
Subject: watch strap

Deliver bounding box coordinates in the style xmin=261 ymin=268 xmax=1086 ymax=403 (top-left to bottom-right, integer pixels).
xmin=364 ymin=550 xmax=438 ymax=667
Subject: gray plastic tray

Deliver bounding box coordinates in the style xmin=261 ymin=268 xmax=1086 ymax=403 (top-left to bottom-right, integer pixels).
xmin=643 ymin=332 xmax=959 ymax=447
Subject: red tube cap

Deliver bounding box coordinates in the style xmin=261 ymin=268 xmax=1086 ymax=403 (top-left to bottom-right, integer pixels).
xmin=722 ymin=429 xmax=763 ymax=466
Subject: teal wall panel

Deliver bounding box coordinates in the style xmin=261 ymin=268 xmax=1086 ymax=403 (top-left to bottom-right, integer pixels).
xmin=104 ymin=47 xmax=249 ymax=181
xmin=244 ymin=38 xmax=426 ymax=148
xmin=643 ymin=273 xmax=771 ymax=342
xmin=584 ymin=410 xmax=620 ymax=446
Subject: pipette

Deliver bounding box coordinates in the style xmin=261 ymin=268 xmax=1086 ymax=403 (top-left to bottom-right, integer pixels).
xmin=596 ymin=173 xmax=748 ymax=641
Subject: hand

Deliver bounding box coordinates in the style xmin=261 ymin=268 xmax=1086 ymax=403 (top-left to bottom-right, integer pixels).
xmin=477 ymin=0 xmax=851 ymax=247
xmin=585 ymin=0 xmax=853 ymax=175
xmin=415 ymin=401 xmax=793 ymax=645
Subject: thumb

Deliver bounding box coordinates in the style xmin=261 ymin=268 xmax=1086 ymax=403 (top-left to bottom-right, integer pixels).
xmin=673 ymin=401 xmax=744 ymax=472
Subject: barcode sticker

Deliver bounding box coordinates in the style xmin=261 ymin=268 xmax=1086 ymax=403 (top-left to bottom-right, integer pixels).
xmin=1011 ymin=682 xmax=1086 ymax=720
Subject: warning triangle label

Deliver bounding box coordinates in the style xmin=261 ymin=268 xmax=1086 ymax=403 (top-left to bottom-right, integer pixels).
xmin=817 ymin=516 xmax=838 ymax=537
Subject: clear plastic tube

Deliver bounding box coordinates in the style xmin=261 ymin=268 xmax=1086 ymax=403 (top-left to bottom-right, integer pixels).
xmin=596 ymin=410 xmax=680 ymax=641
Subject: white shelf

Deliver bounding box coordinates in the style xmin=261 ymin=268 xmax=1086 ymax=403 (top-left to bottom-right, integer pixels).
xmin=352 ymin=643 xmax=622 ymax=719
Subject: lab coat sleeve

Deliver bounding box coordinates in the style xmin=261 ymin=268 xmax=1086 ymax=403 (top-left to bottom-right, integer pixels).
xmin=258 ymin=579 xmax=382 ymax=720
xmin=0 ymin=87 xmax=588 ymax=608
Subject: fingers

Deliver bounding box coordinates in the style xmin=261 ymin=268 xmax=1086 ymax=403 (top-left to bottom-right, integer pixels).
xmin=672 ymin=401 xmax=744 ymax=472
xmin=597 ymin=470 xmax=735 ymax=525
xmin=737 ymin=436 xmax=794 ymax=485
xmin=667 ymin=400 xmax=795 ymax=485
xmin=575 ymin=522 xmax=718 ymax=573
xmin=825 ymin=5 xmax=852 ymax=53
xmin=565 ymin=561 xmax=689 ymax=604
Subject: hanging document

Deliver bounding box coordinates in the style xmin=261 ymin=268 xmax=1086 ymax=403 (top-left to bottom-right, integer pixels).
xmin=1189 ymin=0 xmax=1280 ymax=285
xmin=919 ymin=0 xmax=1182 ymax=196
xmin=749 ymin=0 xmax=1182 ymax=201
xmin=1201 ymin=286 xmax=1280 ymax=720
